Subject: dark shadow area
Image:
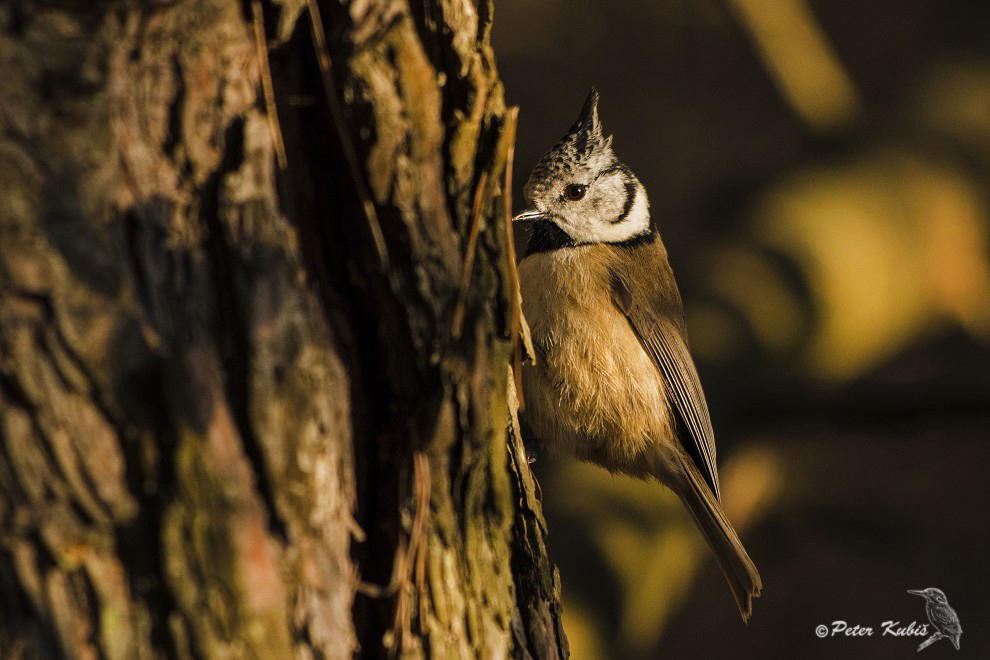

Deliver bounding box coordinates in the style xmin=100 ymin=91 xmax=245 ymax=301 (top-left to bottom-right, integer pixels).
xmin=495 ymin=0 xmax=990 ymax=656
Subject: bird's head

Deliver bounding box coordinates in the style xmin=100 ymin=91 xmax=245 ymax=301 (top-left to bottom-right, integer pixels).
xmin=908 ymin=588 xmax=948 ymax=604
xmin=514 ymin=88 xmax=652 ymax=246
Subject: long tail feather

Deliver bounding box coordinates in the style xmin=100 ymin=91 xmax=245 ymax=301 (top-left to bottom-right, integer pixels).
xmin=676 ymin=455 xmax=762 ymax=622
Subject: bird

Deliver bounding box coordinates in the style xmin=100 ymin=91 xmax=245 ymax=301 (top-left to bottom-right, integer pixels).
xmin=513 ymin=88 xmax=762 ymax=621
xmin=908 ymin=588 xmax=962 ymax=650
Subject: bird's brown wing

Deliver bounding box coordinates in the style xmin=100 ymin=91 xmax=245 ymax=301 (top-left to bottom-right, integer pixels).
xmin=609 ymin=270 xmax=720 ymax=499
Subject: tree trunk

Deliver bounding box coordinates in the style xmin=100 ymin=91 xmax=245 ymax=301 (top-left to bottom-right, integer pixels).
xmin=0 ymin=1 xmax=567 ymax=658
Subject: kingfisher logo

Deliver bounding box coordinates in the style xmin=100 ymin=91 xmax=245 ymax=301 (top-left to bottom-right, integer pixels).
xmin=814 ymin=587 xmax=962 ymax=652
xmin=908 ymin=588 xmax=962 ymax=651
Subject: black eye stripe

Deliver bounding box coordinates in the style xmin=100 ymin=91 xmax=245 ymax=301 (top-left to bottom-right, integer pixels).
xmin=610 ymin=182 xmax=638 ymax=224
xmin=594 ymin=161 xmax=632 ymax=183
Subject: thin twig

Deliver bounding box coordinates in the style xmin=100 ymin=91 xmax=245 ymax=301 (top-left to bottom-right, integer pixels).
xmin=386 ymin=534 xmax=410 ymax=656
xmin=305 ymin=0 xmax=389 ymax=269
xmin=252 ymin=0 xmax=287 ymax=170
xmin=412 ymin=451 xmax=430 ymax=633
xmin=389 ymin=451 xmax=431 ymax=653
xmin=501 ymin=107 xmax=524 ymax=409
xmin=918 ymin=632 xmax=943 ymax=652
xmin=451 ymin=169 xmax=489 ymax=338
xmin=355 ymin=549 xmax=402 ymax=598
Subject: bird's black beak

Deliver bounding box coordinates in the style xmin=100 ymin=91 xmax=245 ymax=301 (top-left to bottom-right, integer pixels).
xmin=513 ymin=208 xmax=547 ymax=223
xmin=907 ymin=590 xmax=925 ymax=597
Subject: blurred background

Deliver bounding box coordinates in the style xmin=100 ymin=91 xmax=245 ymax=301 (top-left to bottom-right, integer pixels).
xmin=493 ymin=0 xmax=990 ymax=657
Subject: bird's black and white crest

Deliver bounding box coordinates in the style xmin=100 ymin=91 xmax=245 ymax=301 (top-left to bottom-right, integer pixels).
xmin=517 ymin=88 xmax=653 ymax=252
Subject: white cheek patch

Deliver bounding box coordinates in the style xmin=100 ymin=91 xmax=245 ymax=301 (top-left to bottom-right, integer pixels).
xmin=562 ymin=183 xmax=651 ymax=244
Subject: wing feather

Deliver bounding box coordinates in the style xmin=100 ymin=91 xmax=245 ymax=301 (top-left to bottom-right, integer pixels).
xmin=932 ymin=605 xmax=961 ymax=634
xmin=611 ymin=273 xmax=721 ymax=499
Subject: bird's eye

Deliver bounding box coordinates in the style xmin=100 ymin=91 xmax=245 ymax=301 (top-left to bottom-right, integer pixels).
xmin=564 ymin=183 xmax=587 ymax=201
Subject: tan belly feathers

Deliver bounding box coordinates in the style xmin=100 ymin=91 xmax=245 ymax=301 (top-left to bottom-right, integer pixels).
xmin=518 ymin=246 xmax=674 ymax=472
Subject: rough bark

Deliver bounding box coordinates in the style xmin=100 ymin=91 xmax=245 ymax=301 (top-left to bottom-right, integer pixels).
xmin=0 ymin=1 xmax=566 ymax=658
